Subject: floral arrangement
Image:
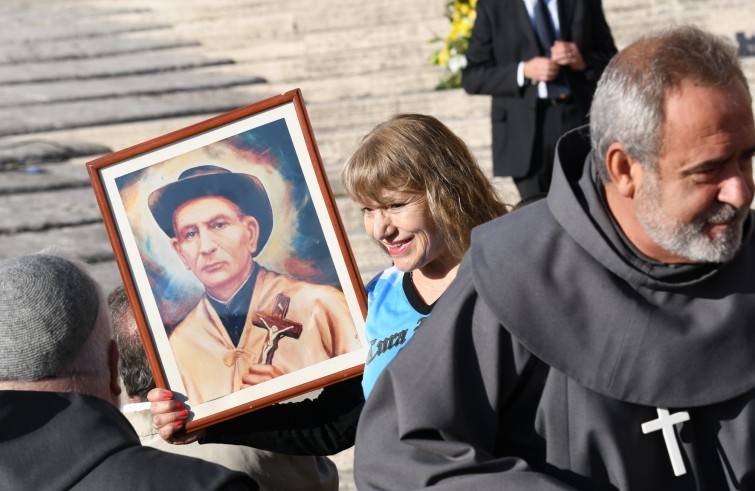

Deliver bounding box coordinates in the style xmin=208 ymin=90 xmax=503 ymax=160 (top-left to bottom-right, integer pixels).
xmin=429 ymin=0 xmax=477 ymax=90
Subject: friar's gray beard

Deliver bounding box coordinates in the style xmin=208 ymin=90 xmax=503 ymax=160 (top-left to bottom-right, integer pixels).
xmin=635 ymin=172 xmax=747 ymax=263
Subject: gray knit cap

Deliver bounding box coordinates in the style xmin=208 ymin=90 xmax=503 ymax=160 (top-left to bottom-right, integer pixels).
xmin=0 ymin=254 xmax=100 ymax=381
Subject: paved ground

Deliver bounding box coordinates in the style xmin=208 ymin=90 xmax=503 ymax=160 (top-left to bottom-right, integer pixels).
xmin=1 ymin=1 xmax=753 ymax=489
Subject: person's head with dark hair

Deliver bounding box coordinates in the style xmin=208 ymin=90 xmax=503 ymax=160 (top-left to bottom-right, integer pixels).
xmin=108 ymin=285 xmax=155 ymax=402
xmin=0 ymin=252 xmax=120 ymax=405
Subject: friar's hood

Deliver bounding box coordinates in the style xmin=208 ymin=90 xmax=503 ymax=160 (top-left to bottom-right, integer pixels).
xmin=470 ymin=126 xmax=755 ymax=408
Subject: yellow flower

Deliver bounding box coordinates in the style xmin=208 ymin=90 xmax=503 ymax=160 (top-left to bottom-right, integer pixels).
xmin=448 ymin=25 xmax=458 ymax=40
xmin=458 ymin=18 xmax=473 ymax=36
xmin=438 ymin=47 xmax=450 ymax=66
xmin=432 ymin=0 xmax=477 ymax=89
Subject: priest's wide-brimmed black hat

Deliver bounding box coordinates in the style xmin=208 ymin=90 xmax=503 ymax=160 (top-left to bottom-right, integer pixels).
xmin=148 ymin=165 xmax=273 ymax=252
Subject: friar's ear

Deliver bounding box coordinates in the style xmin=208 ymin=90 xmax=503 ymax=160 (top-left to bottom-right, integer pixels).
xmin=605 ymin=142 xmax=640 ymax=198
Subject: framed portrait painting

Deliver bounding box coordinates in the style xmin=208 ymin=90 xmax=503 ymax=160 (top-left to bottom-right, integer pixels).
xmin=88 ymin=89 xmax=367 ymax=431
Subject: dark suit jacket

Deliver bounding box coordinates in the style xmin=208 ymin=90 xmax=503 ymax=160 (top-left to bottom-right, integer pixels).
xmin=462 ymin=0 xmax=616 ymax=177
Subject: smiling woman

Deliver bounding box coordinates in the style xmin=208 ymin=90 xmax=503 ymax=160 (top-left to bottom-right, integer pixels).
xmin=360 ymin=192 xmax=450 ymax=288
xmin=341 ymin=113 xmax=510 ymax=396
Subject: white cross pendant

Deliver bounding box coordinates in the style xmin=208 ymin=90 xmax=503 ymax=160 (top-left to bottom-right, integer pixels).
xmin=641 ymin=407 xmax=690 ymax=476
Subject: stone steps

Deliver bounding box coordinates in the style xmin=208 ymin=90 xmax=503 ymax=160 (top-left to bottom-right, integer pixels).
xmin=228 ymin=43 xmax=439 ymax=85
xmin=85 ymin=0 xmax=447 ymax=88
xmin=306 ymin=90 xmax=489 ymax=133
xmin=0 ymin=161 xmax=93 ymax=194
xmin=0 ymin=186 xmax=102 ymax=234
xmin=0 ymin=49 xmax=235 ymax=85
xmin=0 ymin=37 xmax=198 ymax=65
xmin=3 ymin=115 xmax=211 ymax=158
xmin=263 ymin=66 xmax=445 ymax=103
xmin=0 ymin=222 xmax=113 ymax=263
xmin=224 ymin=20 xmax=447 ymax=61
xmin=0 ymin=140 xmax=110 ymax=167
xmin=0 ymin=69 xmax=265 ymax=108
xmin=0 ymin=219 xmax=122 ymax=295
xmin=0 ymin=14 xmax=166 ymax=44
xmin=0 ymin=87 xmax=274 ymax=136
xmin=604 ymin=0 xmax=755 ymax=46
xmin=133 ymin=0 xmax=447 ymax=38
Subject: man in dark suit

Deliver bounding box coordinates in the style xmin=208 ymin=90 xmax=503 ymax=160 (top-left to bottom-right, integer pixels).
xmin=463 ymin=0 xmax=616 ymax=201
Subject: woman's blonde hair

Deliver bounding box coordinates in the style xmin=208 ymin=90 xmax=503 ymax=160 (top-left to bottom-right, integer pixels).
xmin=342 ymin=114 xmax=508 ymax=259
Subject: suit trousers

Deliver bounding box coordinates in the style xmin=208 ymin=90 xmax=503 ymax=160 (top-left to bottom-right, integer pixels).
xmin=514 ymin=98 xmax=583 ymax=202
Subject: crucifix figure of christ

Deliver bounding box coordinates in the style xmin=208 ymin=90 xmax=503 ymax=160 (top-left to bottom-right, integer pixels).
xmin=252 ymin=293 xmax=303 ymax=365
xmin=641 ymin=407 xmax=690 ymax=476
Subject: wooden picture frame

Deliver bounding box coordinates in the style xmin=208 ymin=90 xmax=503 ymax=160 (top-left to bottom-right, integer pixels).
xmin=88 ymin=89 xmax=367 ymax=431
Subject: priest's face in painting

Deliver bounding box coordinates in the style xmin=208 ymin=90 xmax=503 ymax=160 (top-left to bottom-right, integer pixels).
xmin=633 ymin=79 xmax=755 ymax=263
xmin=170 ymin=195 xmax=260 ymax=301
